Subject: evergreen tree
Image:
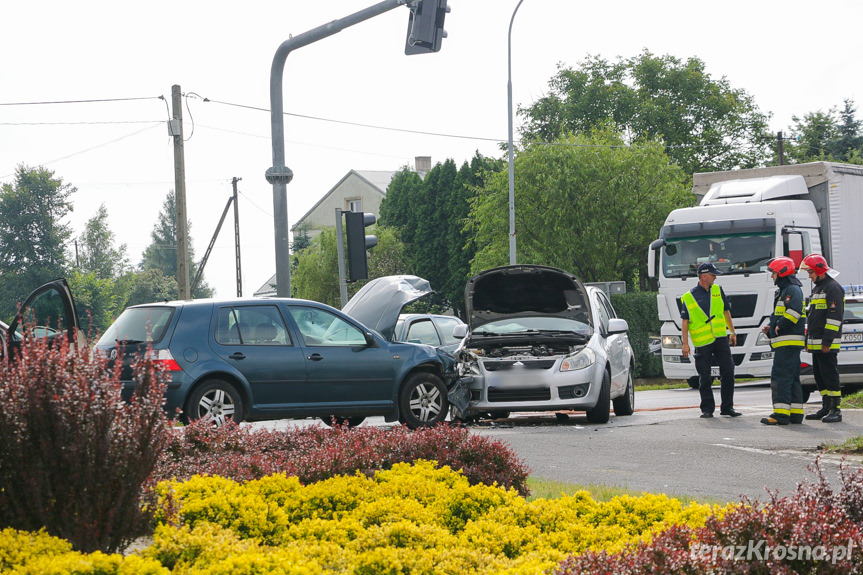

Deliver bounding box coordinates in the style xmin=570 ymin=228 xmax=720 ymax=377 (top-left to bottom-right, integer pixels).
xmin=140 ymin=191 xmax=212 ymax=298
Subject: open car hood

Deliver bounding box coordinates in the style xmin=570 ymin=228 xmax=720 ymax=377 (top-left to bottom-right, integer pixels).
xmin=464 ymin=265 xmax=591 ymax=330
xmin=342 ymin=275 xmax=433 ymax=341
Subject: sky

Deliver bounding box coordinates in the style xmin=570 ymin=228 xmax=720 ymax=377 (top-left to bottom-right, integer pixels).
xmin=2 ymin=0 xmax=862 ymax=298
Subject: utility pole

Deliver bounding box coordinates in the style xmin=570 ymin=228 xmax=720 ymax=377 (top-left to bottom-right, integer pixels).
xmin=171 ymin=84 xmax=190 ymax=299
xmin=778 ymin=131 xmax=785 ymax=166
xmin=232 ymin=177 xmax=243 ymax=297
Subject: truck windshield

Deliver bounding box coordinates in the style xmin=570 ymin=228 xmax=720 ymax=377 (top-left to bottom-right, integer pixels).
xmin=661 ymin=232 xmax=775 ymax=278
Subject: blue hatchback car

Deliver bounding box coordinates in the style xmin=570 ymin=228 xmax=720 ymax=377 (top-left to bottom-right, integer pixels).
xmin=94 ymin=293 xmax=452 ymax=428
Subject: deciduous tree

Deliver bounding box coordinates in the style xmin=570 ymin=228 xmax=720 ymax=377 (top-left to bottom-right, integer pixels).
xmin=467 ymin=130 xmax=690 ymax=290
xmin=520 ymin=51 xmax=772 ymax=178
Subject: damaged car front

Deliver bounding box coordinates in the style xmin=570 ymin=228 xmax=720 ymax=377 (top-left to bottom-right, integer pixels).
xmin=450 ymin=265 xmax=634 ymax=423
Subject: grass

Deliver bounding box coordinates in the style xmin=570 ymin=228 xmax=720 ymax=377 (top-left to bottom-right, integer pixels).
xmin=818 ymin=389 xmax=863 ymax=455
xmin=526 ymin=477 xmax=729 ymax=506
xmin=634 ymin=378 xmax=689 ymax=391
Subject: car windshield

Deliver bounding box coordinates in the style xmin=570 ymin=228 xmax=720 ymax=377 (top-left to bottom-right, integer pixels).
xmin=473 ymin=316 xmax=590 ymax=337
xmin=845 ymin=300 xmax=863 ymax=324
xmin=96 ymin=306 xmax=175 ymax=346
xmin=661 ymin=231 xmax=775 ymax=278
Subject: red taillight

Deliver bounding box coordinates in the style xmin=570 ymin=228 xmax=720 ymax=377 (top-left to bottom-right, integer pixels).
xmin=151 ymin=349 xmax=182 ymax=372
xmin=800 ymin=362 xmax=811 ymax=369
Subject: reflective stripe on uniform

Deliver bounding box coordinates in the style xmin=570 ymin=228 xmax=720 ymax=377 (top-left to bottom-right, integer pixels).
xmin=771 ymin=335 xmax=805 ymax=348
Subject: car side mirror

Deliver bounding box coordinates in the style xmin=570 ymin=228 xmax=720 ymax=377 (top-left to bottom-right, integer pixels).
xmin=452 ymin=324 xmax=467 ymax=339
xmin=608 ymin=318 xmax=629 ymax=334
xmin=364 ymin=332 xmax=378 ymax=347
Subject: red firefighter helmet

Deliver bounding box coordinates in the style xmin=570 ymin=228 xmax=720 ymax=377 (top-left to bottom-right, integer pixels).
xmin=800 ymin=254 xmax=830 ymax=276
xmin=767 ymin=257 xmax=796 ymax=277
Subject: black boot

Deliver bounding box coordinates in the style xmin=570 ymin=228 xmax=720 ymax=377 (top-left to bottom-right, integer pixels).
xmin=822 ymin=397 xmax=842 ymax=423
xmin=805 ymin=396 xmax=831 ymax=420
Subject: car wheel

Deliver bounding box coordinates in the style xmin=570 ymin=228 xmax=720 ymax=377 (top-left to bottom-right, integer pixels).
xmin=688 ymin=376 xmax=700 ymax=389
xmin=399 ymin=372 xmax=448 ymax=429
xmin=586 ymin=370 xmax=611 ymax=424
xmin=186 ymin=379 xmax=243 ymax=426
xmin=612 ymin=369 xmax=635 ymax=416
xmin=319 ymin=416 xmax=366 ymax=428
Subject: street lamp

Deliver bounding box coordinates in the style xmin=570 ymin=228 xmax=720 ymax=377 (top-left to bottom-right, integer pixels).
xmin=507 ymin=0 xmax=525 ymax=266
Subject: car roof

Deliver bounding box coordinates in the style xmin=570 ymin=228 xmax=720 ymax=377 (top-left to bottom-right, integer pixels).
xmin=127 ymin=296 xmax=333 ymax=309
xmin=397 ymin=313 xmax=464 ymax=322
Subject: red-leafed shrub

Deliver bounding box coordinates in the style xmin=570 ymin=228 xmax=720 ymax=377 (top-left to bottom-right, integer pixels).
xmin=553 ymin=458 xmax=863 ymax=575
xmin=0 ymin=335 xmax=171 ymax=553
xmin=154 ymin=420 xmax=531 ymax=495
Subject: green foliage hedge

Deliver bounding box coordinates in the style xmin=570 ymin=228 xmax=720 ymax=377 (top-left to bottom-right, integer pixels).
xmin=611 ymin=292 xmax=662 ymax=378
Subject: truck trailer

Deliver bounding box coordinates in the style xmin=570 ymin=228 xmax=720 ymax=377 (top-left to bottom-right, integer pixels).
xmin=648 ymin=161 xmax=863 ymax=387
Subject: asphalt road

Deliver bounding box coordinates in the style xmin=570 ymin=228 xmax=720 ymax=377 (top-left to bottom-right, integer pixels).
xmin=468 ymin=382 xmax=863 ymax=502
xmin=252 ymin=382 xmax=863 ymax=503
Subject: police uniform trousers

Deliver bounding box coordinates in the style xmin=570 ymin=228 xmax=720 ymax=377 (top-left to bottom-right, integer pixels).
xmin=812 ymin=351 xmax=841 ymax=401
xmin=693 ymin=336 xmax=735 ymax=413
xmin=770 ymin=346 xmax=804 ymax=423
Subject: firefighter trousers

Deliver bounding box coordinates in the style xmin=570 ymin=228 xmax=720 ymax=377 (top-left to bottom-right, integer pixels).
xmin=770 ymin=346 xmax=804 ymax=423
xmin=812 ymin=351 xmax=841 ymax=403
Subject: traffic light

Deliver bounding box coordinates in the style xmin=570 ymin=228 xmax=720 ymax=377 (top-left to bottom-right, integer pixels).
xmin=344 ymin=211 xmax=377 ymax=282
xmin=405 ymin=0 xmax=449 ymax=55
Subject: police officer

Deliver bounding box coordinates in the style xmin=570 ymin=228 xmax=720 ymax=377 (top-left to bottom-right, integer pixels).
xmin=681 ymin=262 xmax=741 ymax=418
xmin=801 ymin=254 xmax=845 ymax=423
xmin=760 ymin=257 xmax=806 ymax=425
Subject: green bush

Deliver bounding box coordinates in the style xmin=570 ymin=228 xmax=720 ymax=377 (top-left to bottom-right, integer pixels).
xmin=611 ymin=292 xmax=663 ymax=378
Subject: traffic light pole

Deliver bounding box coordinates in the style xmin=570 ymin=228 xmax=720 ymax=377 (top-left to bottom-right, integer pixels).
xmin=335 ymin=209 xmax=349 ymax=308
xmin=266 ymin=0 xmax=410 ymax=297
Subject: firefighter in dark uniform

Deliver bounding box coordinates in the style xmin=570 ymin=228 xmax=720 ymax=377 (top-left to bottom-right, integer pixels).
xmin=760 ymin=257 xmax=806 ymax=425
xmin=680 ymin=262 xmax=741 ymax=418
xmin=801 ymin=254 xmax=845 ymax=423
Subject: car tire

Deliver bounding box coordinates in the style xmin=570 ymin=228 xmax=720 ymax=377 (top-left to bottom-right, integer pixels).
xmin=185 ymin=379 xmax=244 ymax=426
xmin=612 ymin=369 xmax=635 ymax=416
xmin=586 ymin=370 xmax=611 ymax=424
xmin=320 ymin=416 xmax=366 ymax=428
xmin=688 ymin=376 xmax=700 ymax=389
xmin=398 ymin=372 xmax=448 ymax=429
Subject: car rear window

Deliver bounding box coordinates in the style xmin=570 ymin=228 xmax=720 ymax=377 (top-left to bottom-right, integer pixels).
xmin=96 ymin=306 xmax=175 ymax=346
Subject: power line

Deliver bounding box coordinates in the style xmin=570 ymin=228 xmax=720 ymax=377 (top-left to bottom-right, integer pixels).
xmin=0 ymin=96 xmax=164 ymax=106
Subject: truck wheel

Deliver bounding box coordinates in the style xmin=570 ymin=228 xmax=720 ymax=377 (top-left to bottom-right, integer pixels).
xmin=586 ymin=370 xmax=611 ymax=423
xmin=399 ymin=372 xmax=448 ymax=429
xmin=185 ymin=379 xmax=243 ymax=426
xmin=612 ymin=369 xmax=635 ymax=416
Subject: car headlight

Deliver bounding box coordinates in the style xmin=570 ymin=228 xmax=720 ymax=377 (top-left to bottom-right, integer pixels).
xmin=755 ymin=332 xmax=771 ymax=346
xmin=662 ymin=335 xmax=683 ymax=349
xmin=561 ymin=348 xmax=596 ymax=371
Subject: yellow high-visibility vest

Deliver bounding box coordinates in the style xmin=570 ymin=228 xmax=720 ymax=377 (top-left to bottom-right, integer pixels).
xmin=682 ymin=285 xmax=727 ymax=347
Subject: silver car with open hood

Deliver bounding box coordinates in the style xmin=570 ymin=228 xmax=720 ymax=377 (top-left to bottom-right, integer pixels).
xmin=452 ymin=265 xmax=635 ymax=423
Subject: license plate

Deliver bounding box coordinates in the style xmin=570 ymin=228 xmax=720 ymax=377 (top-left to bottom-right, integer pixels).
xmin=710 ymin=367 xmax=720 ymax=377
xmin=842 ymin=332 xmax=863 ymax=343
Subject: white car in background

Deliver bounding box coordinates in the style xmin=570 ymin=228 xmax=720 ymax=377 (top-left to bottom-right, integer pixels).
xmin=801 ymin=288 xmax=863 ymax=401
xmin=451 ymin=265 xmax=635 ymax=423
